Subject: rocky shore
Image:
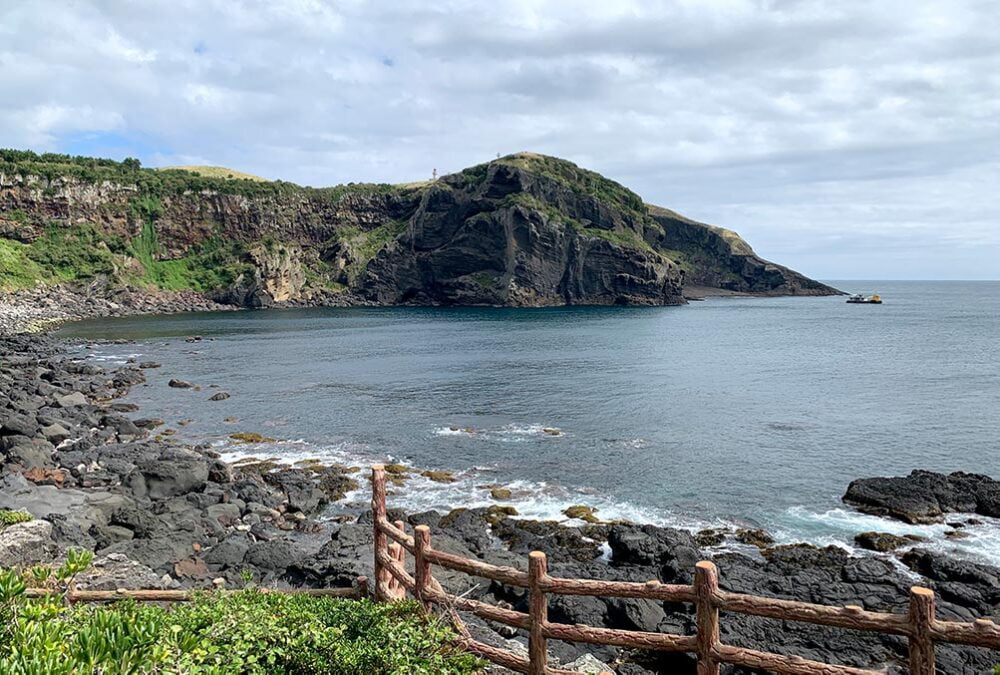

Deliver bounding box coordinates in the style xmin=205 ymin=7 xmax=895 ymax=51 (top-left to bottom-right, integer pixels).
xmin=2 ymin=334 xmax=999 ymax=673
xmin=0 ymin=281 xmax=236 ymax=336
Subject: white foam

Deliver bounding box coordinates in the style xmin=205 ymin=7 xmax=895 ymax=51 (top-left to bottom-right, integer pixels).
xmin=778 ymin=506 xmax=1000 ymax=566
xmin=432 ymin=423 xmax=566 ymax=443
xmin=215 ymin=436 xmax=1000 ymax=567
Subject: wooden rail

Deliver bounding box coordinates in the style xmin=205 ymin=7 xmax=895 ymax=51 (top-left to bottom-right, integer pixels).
xmin=370 ymin=465 xmax=1000 ymax=675
xmin=25 ymin=581 xmax=367 ymax=603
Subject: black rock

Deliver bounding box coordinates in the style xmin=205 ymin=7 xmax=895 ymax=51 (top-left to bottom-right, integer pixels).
xmin=844 ymin=470 xmax=1000 ymax=523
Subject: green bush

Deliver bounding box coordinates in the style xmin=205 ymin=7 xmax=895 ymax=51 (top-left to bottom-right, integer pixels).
xmin=0 ymin=564 xmax=480 ymax=674
xmin=0 ymin=510 xmax=33 ymax=527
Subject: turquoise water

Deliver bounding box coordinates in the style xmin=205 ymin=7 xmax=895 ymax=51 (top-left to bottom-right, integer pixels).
xmin=60 ymin=281 xmax=1000 ymax=562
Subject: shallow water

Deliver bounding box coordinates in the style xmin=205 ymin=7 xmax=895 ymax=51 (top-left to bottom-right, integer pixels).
xmin=59 ymin=281 xmax=1000 ymax=563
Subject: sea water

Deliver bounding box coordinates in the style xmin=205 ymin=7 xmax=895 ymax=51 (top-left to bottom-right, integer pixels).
xmin=59 ymin=281 xmax=1000 ymax=564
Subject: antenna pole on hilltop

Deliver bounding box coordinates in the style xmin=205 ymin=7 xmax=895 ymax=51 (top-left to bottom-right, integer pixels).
xmin=432 ymin=168 xmax=437 ymax=180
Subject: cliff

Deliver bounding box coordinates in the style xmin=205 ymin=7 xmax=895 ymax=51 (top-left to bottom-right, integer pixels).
xmin=0 ymin=150 xmax=839 ymax=307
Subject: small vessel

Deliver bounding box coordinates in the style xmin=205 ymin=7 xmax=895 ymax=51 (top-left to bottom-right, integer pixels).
xmin=846 ymin=293 xmax=882 ymax=304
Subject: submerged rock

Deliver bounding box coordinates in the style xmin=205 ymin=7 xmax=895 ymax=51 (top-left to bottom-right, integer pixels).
xmin=420 ymin=469 xmax=456 ymax=483
xmin=735 ymin=527 xmax=774 ymax=548
xmin=229 ymin=432 xmax=276 ymax=444
xmin=564 ymin=505 xmax=600 ymax=524
xmin=490 ymin=487 xmax=513 ymax=500
xmin=854 ymin=531 xmax=923 ymax=552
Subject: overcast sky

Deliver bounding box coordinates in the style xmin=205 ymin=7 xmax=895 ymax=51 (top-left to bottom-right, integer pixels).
xmin=2 ymin=1 xmax=998 ymax=280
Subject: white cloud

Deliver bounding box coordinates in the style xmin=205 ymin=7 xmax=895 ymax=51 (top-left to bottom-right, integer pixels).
xmin=0 ymin=0 xmax=997 ymax=279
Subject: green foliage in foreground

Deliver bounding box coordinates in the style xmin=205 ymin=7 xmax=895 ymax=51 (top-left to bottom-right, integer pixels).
xmin=0 ymin=565 xmax=480 ymax=674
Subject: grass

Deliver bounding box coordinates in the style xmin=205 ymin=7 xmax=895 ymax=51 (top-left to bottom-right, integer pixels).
xmin=125 ymin=211 xmax=251 ymax=292
xmin=158 ymin=165 xmax=270 ymax=182
xmin=20 ymin=223 xmax=124 ymax=283
xmin=0 ymin=239 xmax=54 ymax=289
xmin=0 ymin=216 xmax=250 ymax=293
xmin=495 ymin=152 xmax=647 ymax=219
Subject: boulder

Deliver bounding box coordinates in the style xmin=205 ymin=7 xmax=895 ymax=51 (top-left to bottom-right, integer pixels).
xmin=136 ymin=448 xmax=210 ymax=499
xmin=844 ymin=470 xmax=1000 ymax=523
xmin=735 ymin=528 xmax=774 ymax=548
xmin=264 ymin=468 xmax=323 ymax=514
xmin=74 ymin=553 xmax=168 ymax=590
xmin=564 ymin=654 xmax=615 ymax=673
xmin=0 ymin=519 xmax=57 ymax=566
xmin=168 ymin=379 xmax=194 ymax=389
xmin=6 ymin=437 xmax=55 ymax=468
xmin=204 ymin=533 xmax=251 ymax=569
xmin=0 ymin=411 xmax=38 ymax=437
xmin=206 ymin=502 xmax=242 ymax=525
xmin=174 ymin=557 xmax=211 ymax=580
xmin=40 ymin=422 xmax=72 ymax=444
xmin=55 ymin=391 xmax=88 ymax=407
xmin=853 ymin=531 xmax=921 ymax=552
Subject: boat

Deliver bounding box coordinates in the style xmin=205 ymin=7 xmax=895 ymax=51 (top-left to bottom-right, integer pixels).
xmin=846 ymin=293 xmax=882 ymax=304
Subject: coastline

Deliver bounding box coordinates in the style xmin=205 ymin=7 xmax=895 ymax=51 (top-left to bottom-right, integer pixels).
xmin=2 ymin=314 xmax=999 ymax=671
xmin=1 ymin=280 xmax=842 ymax=338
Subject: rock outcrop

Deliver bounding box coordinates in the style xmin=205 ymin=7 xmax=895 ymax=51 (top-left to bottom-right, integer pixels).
xmin=844 ymin=470 xmax=1000 ymax=523
xmin=0 ymin=150 xmax=839 ymax=309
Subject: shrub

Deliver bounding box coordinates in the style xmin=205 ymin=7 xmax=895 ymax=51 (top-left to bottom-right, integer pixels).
xmin=0 ymin=561 xmax=480 ymax=674
xmin=0 ymin=510 xmax=33 ymax=527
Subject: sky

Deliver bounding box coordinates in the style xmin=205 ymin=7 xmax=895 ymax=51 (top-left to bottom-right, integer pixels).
xmin=1 ymin=0 xmax=998 ymax=280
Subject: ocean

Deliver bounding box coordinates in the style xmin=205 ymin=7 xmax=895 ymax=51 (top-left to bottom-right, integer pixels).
xmin=58 ymin=281 xmax=1000 ymax=564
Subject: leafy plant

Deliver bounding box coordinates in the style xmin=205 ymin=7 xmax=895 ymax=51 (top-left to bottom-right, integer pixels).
xmin=0 ymin=561 xmax=481 ymax=674
xmin=0 ymin=510 xmax=33 ymax=528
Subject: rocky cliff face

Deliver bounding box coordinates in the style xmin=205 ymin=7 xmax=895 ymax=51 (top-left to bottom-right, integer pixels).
xmin=0 ymin=151 xmax=838 ymax=307
xmin=648 ymin=206 xmax=835 ymax=295
xmin=360 ymin=160 xmax=684 ymax=306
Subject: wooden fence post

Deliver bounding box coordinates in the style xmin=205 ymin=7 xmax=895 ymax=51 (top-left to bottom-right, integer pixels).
xmin=908 ymin=586 xmax=935 ymax=675
xmin=695 ymin=561 xmax=721 ymax=675
xmin=371 ymin=465 xmax=388 ymax=602
xmin=414 ymin=524 xmax=432 ymax=610
xmin=391 ymin=519 xmax=407 ymax=601
xmin=528 ymin=551 xmax=549 ymax=675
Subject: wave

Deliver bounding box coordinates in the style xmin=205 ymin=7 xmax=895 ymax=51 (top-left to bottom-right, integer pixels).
xmin=778 ymin=506 xmax=1000 ymax=567
xmin=216 ymin=434 xmax=1000 ymax=567
xmin=432 ymin=423 xmax=567 ymax=442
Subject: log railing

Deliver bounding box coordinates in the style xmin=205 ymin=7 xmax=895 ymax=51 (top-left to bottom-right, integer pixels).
xmin=25 ymin=582 xmax=368 ymax=604
xmin=370 ymin=465 xmax=1000 ymax=675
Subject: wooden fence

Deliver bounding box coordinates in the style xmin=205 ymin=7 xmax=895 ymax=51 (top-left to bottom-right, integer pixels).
xmin=370 ymin=465 xmax=1000 ymax=675
xmin=24 ymin=584 xmax=367 ymax=604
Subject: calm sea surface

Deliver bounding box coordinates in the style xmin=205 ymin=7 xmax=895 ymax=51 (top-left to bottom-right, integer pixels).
xmin=58 ymin=281 xmax=1000 ymax=563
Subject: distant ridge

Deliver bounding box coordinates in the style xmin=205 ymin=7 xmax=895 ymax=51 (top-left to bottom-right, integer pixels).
xmin=0 ymin=148 xmax=840 ymax=305
xmin=157 ymin=165 xmax=270 ymax=182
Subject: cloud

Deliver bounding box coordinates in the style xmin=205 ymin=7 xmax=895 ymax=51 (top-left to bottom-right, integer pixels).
xmin=0 ymin=0 xmax=997 ymax=279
